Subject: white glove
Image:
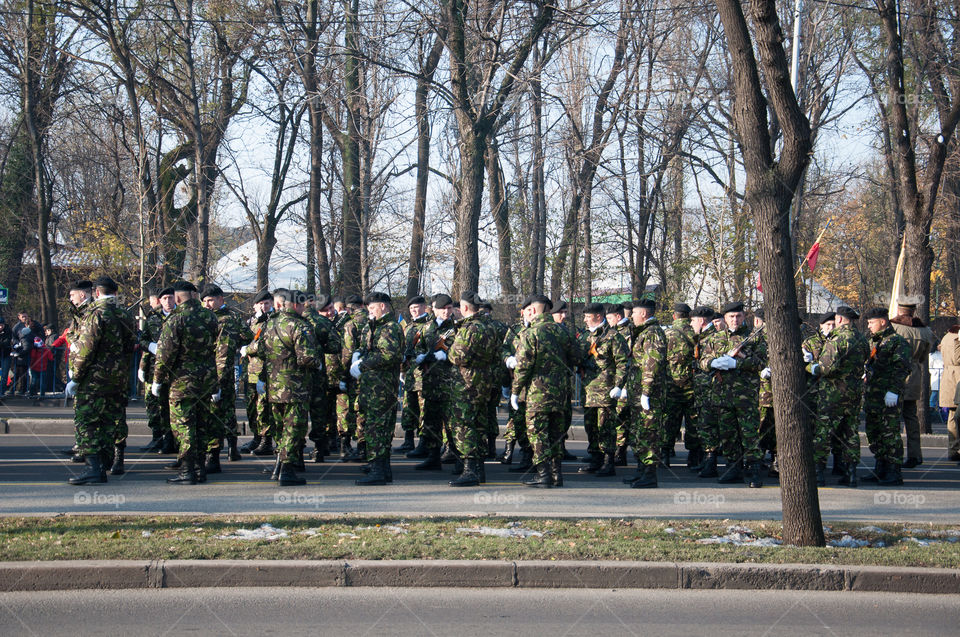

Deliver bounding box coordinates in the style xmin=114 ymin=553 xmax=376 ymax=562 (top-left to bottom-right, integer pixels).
xmin=802 ymin=348 xmax=813 ymax=363
xmin=65 ymin=380 xmax=77 ymax=398
xmin=640 ymin=394 xmax=650 ymax=411
xmin=415 ymin=353 xmax=426 ymax=364
xmin=760 ymin=367 xmax=771 ymax=379
xmin=510 ymin=393 xmax=520 ymax=411
xmin=609 ymin=387 xmax=622 ymax=399
xmin=884 ymin=391 xmax=898 ymax=408
xmin=350 ymin=360 xmax=362 ymax=379
xmin=505 ymin=355 xmax=517 ymax=370
xmin=67 ymin=368 xmax=72 ymax=380
xmin=256 ymin=380 xmax=266 ymax=395
xmin=806 ymin=363 xmax=820 ymax=376
xmin=138 ymin=368 xmax=146 ymax=383
xmin=399 ymin=374 xmax=405 ymax=385
xmin=254 ymin=307 xmax=263 ymax=318
xmin=148 ymin=342 xmax=158 ymax=355
xmin=433 ymin=350 xmax=447 ymax=362
xmin=726 ymin=356 xmax=737 ymax=369
xmin=211 ymin=390 xmax=221 ymax=402
xmin=501 ymin=386 xmax=510 ymax=399
xmin=351 ymin=351 xmax=361 ymax=364
xmin=339 ymin=381 xmax=347 ymax=391
xmin=69 ymin=342 xmax=79 ymax=355
xmin=151 ymin=383 xmax=161 ymax=397
xmin=619 ymin=388 xmax=627 ymax=401
xmin=710 ymin=356 xmax=731 ymax=370
xmin=239 ymin=345 xmax=248 ymax=358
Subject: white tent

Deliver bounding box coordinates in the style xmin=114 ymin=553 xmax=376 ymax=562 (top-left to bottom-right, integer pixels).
xmin=212 ymin=225 xmax=311 ymax=293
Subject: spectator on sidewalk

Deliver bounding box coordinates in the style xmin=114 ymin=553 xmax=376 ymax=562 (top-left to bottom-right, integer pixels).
xmin=12 ymin=311 xmax=41 ymax=395
xmin=0 ymin=316 xmax=12 ymax=396
xmin=941 ymin=325 xmax=960 ymax=462
xmin=28 ymin=335 xmax=53 ymax=397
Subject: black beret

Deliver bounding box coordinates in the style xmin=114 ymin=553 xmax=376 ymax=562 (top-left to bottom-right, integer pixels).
xmin=691 ymin=305 xmax=714 ymax=318
xmin=721 ymin=301 xmax=744 ymax=314
xmin=864 ymin=307 xmax=889 ymax=320
xmin=673 ymin=302 xmax=691 ymax=315
xmin=200 ymin=284 xmax=223 ymax=299
xmin=553 ymin=300 xmax=568 ymax=312
xmin=432 ymin=293 xmax=454 ymax=308
xmin=364 ymin=291 xmax=392 ymax=305
xmin=712 ymin=311 xmax=723 ymax=321
xmin=634 ymin=298 xmax=657 ymax=311
xmin=835 ymin=306 xmax=859 ymax=321
xmin=583 ymin=303 xmax=606 ymax=315
xmin=604 ymin=303 xmax=624 ymax=315
xmin=157 ymin=287 xmax=175 ymax=298
xmin=172 ymin=280 xmax=197 ymax=293
xmin=94 ymin=276 xmax=119 ymax=293
xmin=314 ymin=293 xmax=331 ymax=309
xmin=622 ymin=301 xmax=634 ymax=311
xmin=69 ymin=280 xmax=93 ymax=292
xmin=820 ymin=311 xmax=836 ymax=325
xmin=407 ymin=295 xmax=426 ymax=307
xmin=754 ymin=308 xmax=765 ymax=321
xmin=344 ymin=294 xmax=364 ymax=306
xmin=460 ymin=291 xmax=483 ymax=308
xmin=521 ymin=294 xmax=552 ymax=310
xmin=252 ymin=290 xmax=272 ymax=304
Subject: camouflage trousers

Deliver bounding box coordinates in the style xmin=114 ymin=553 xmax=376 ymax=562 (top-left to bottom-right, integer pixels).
xmin=583 ymin=404 xmax=616 ymax=455
xmin=360 ymin=387 xmax=398 ymax=462
xmin=815 ymin=394 xmax=861 ymax=465
xmin=485 ymin=386 xmax=502 ymax=438
xmin=245 ymin=382 xmax=274 ymax=439
xmin=206 ymin=385 xmax=238 ymax=453
xmin=112 ymin=394 xmax=129 ymax=446
xmin=170 ymin=392 xmax=216 ymax=465
xmin=452 ymin=387 xmax=486 ymax=460
xmin=630 ymin=393 xmax=665 ymax=467
xmin=420 ymin=393 xmax=450 ymax=451
xmin=663 ymin=386 xmax=697 ymax=451
xmin=145 ymin=383 xmax=171 ymax=436
xmin=400 ymin=389 xmax=422 ymax=434
xmin=504 ymin=402 xmax=530 ymax=448
xmin=525 ymin=409 xmax=565 ymax=466
xmin=715 ymin=383 xmax=762 ymax=463
xmin=74 ymin=390 xmax=125 ymax=457
xmin=307 ymin=378 xmax=330 ymax=444
xmin=272 ymin=401 xmax=308 ymax=465
xmin=615 ymin=402 xmax=631 ymax=449
xmin=693 ymin=375 xmax=719 ymax=452
xmin=864 ymin=388 xmax=903 ymax=465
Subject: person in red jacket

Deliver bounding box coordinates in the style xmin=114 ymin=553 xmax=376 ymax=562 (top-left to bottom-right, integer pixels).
xmin=28 ymin=336 xmax=53 ymax=397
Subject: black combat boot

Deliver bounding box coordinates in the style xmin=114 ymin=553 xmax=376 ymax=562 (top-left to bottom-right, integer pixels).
xmin=394 ymin=430 xmax=415 ymax=453
xmin=487 ymin=434 xmax=498 ymax=460
xmin=508 ymin=446 xmax=533 ymax=472
xmin=523 ymin=462 xmax=556 ymax=488
xmin=278 ymin=463 xmax=307 ymax=486
xmin=499 ymin=440 xmax=515 ymax=464
xmin=450 ymin=458 xmax=481 ymax=487
xmin=167 ymin=456 xmax=198 ymax=484
xmin=240 ymin=435 xmax=261 ymax=453
xmin=747 ymin=461 xmax=763 ymax=488
xmin=578 ymin=452 xmax=604 ymax=474
xmin=414 ymin=446 xmax=443 ymax=470
xmin=205 ymin=452 xmax=222 ymax=475
xmin=698 ymin=451 xmax=719 ymax=478
xmin=613 ymin=445 xmax=628 ymax=466
xmin=406 ymin=437 xmax=429 ymax=459
xmin=595 ymin=452 xmax=616 ymax=477
xmin=251 ymin=435 xmax=274 ymax=456
xmin=68 ymin=454 xmax=107 ymax=485
xmin=109 ymin=444 xmax=125 ymax=476
xmin=718 ymin=459 xmax=743 ymax=483
xmin=862 ymin=458 xmax=886 ymax=483
xmin=158 ymin=432 xmax=177 ymax=454
xmin=686 ymin=446 xmax=704 ymax=471
xmin=878 ymin=461 xmax=903 ymax=486
xmin=629 ymin=465 xmax=658 ymax=489
xmin=355 ymin=457 xmax=389 ymax=485
xmin=550 ymin=457 xmax=564 ymax=487
xmin=832 ymin=452 xmax=845 ymax=475
xmin=226 ymin=436 xmax=242 ymax=461
xmin=816 ymin=462 xmax=826 ymax=487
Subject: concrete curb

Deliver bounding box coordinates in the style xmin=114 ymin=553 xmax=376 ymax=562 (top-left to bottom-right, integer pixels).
xmin=0 ymin=560 xmax=957 ymax=593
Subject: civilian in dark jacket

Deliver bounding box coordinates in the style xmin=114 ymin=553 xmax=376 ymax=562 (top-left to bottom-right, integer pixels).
xmin=0 ymin=316 xmax=12 ymax=396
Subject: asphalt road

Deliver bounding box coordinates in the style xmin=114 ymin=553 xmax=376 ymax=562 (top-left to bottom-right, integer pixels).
xmin=0 ymin=432 xmax=956 ymax=520
xmin=0 ymin=587 xmax=956 ymax=636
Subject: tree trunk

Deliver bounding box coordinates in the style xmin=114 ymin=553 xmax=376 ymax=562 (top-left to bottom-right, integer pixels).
xmin=452 ymin=131 xmax=486 ymax=298
xmin=486 ymin=139 xmax=517 ymax=298
xmin=340 ymin=0 xmax=363 ymax=296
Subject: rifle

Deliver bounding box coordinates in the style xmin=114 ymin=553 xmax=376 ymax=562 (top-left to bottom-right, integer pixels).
xmin=728 ymin=324 xmax=765 ymax=359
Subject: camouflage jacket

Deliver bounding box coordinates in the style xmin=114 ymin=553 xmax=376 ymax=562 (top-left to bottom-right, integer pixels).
xmin=401 ymin=313 xmax=432 ymax=392
xmin=487 ymin=316 xmax=511 ymax=387
xmin=512 ymin=313 xmax=579 ymax=412
xmin=627 ymin=318 xmax=668 ymax=400
xmin=245 ymin=311 xmax=274 ymax=380
xmin=153 ymin=298 xmax=218 ymax=398
xmin=500 ymin=321 xmax=524 ymax=390
xmin=247 ymin=308 xmax=318 ymax=403
xmin=756 ymin=332 xmax=773 ymax=408
xmin=614 ymin=318 xmax=634 ymax=352
xmin=415 ymin=316 xmax=459 ymax=391
xmin=818 ymin=323 xmax=869 ymax=397
xmin=580 ymin=322 xmax=630 ymax=408
xmin=138 ymin=307 xmax=167 ymax=380
xmin=340 ymin=308 xmax=369 ymax=373
xmin=664 ymin=318 xmax=696 ymax=393
xmin=448 ymin=312 xmax=500 ymax=399
xmin=302 ymin=306 xmax=341 ymax=385
xmin=866 ymin=325 xmax=912 ymax=396
xmin=803 ymin=332 xmax=828 ymax=360
xmin=698 ymin=324 xmax=766 ymax=390
xmin=66 ymin=300 xmax=91 ymax=345
xmin=213 ymin=304 xmax=254 ymax=392
xmin=357 ymin=310 xmax=404 ymax=403
xmin=70 ymin=296 xmax=136 ymax=395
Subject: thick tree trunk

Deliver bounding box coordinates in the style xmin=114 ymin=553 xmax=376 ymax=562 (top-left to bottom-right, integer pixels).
xmin=452 ymin=131 xmax=486 ymax=298
xmin=340 ymin=0 xmax=363 ymax=296
xmin=307 ymin=103 xmax=331 ymax=295
xmin=486 ymin=139 xmax=517 ymax=297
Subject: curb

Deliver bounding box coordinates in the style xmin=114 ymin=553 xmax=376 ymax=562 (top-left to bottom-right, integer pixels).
xmin=0 ymin=560 xmax=958 ymax=593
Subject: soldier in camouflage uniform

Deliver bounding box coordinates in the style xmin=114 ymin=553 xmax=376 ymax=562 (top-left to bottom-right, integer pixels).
xmin=551 ymin=301 xmax=582 ymax=461
xmin=862 ymin=307 xmax=912 ymax=486
xmin=200 ymin=284 xmax=253 ymax=474
xmin=240 ymin=291 xmax=275 ymax=454
xmin=800 ymin=311 xmax=835 ymax=484
xmin=246 ymin=289 xmax=319 ymax=486
xmin=140 ymin=287 xmax=176 ymax=454
xmin=754 ymin=309 xmax=775 ymax=473
xmin=482 ymin=301 xmax=509 ymax=460
xmin=501 ymin=315 xmax=533 ymax=471
xmin=605 ymin=303 xmax=634 ymax=465
xmin=336 ymin=295 xmax=368 ymax=461
xmin=662 ymin=303 xmax=699 ymax=469
xmin=690 ymin=306 xmax=719 ymax=477
xmin=61 ymin=280 xmax=94 ymax=461
xmin=397 ymin=296 xmax=430 ymax=454
xmin=577 ymin=302 xmax=630 ymax=477
xmin=66 ymin=277 xmax=136 ymax=485
xmin=699 ymin=301 xmax=767 ymax=488
xmin=621 ymin=299 xmax=667 ymax=488
xmin=447 ymin=292 xmax=500 ymax=486
xmin=153 ymin=281 xmax=218 ymax=484
xmin=302 ymin=293 xmax=341 ymax=463
xmin=352 ymin=291 xmax=404 ymax=485
xmin=806 ymin=306 xmax=869 ymax=487
xmin=511 ymin=295 xmax=580 ymax=488
xmin=318 ymin=298 xmax=346 ymax=457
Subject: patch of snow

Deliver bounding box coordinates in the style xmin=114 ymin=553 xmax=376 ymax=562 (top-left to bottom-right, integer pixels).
xmin=829 ymin=535 xmax=869 ymax=548
xmin=215 ymin=523 xmax=289 ymax=541
xmin=456 ymin=526 xmax=544 ymax=539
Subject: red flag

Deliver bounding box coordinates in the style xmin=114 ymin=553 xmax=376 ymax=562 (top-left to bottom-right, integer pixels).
xmin=756 ymin=274 xmax=763 ymax=293
xmin=805 ymin=242 xmax=821 ymax=272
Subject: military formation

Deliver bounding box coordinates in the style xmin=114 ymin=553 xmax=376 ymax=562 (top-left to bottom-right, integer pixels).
xmin=61 ymin=277 xmax=919 ymax=490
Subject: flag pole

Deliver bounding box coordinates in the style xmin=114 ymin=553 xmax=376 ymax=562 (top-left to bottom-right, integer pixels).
xmin=888 ymin=234 xmax=907 ymax=317
xmin=794 ymin=217 xmax=833 ymax=279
